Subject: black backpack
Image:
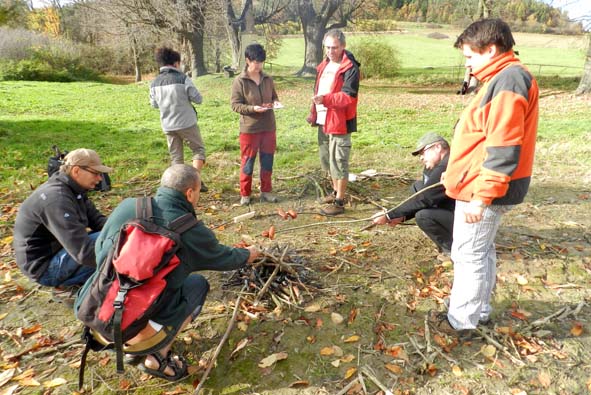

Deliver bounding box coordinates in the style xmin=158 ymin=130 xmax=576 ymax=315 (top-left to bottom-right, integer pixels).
xmin=48 ymin=145 xmax=112 ymax=192
xmin=74 ymin=197 xmax=199 ymax=389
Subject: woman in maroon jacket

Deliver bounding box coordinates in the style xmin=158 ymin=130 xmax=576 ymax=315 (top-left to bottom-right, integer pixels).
xmin=230 ymin=44 xmax=280 ymax=205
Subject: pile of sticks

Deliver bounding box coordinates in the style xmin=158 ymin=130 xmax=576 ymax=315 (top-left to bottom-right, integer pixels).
xmin=223 ymin=244 xmax=320 ymax=308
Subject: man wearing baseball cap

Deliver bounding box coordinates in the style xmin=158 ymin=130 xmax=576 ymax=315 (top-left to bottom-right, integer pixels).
xmin=371 ymin=132 xmax=455 ymax=261
xmin=13 ymin=148 xmax=113 ymax=303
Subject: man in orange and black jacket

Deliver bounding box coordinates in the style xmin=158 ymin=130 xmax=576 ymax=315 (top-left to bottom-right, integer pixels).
xmin=428 ymin=19 xmax=539 ymax=337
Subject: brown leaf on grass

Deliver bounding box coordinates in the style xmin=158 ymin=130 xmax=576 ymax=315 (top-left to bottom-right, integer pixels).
xmin=230 ymin=337 xmax=252 ymax=359
xmin=340 ymin=354 xmax=355 ymax=363
xmin=452 ymin=365 xmax=463 ymax=377
xmin=0 ymin=313 xmax=8 ymax=320
xmin=425 ymin=363 xmax=437 ymax=377
xmin=163 ymin=387 xmax=186 ymax=395
xmin=320 ymin=347 xmax=335 ymax=356
xmin=289 ymin=380 xmax=309 ymax=388
xmin=20 ymin=377 xmax=41 ymax=387
xmin=0 ymin=384 xmax=18 ymax=395
xmin=119 ymin=379 xmax=132 ymax=390
xmin=387 ymin=345 xmax=402 ymax=358
xmin=316 ymin=318 xmax=323 ymax=329
xmin=452 ymin=383 xmax=471 ymax=395
xmin=341 ymin=244 xmax=355 ymax=252
xmin=485 ymin=368 xmax=504 ymax=379
xmin=331 ymin=312 xmax=344 ymax=325
xmin=348 ymin=307 xmax=358 ymax=324
xmin=481 ymin=344 xmax=496 ymax=358
xmin=306 ymin=335 xmax=316 ymax=344
xmin=510 ymin=310 xmax=528 ymax=321
xmin=570 ymin=322 xmax=584 ymax=337
xmin=433 ymin=334 xmax=447 ymax=348
xmin=258 ymin=352 xmax=288 ymax=368
xmin=510 ymin=389 xmax=527 ymax=395
xmin=98 ymin=356 xmax=110 ymax=366
xmin=385 ymin=363 xmax=403 ymax=374
xmin=343 ymin=335 xmax=360 ymax=343
xmin=344 ymin=367 xmax=357 ymax=379
xmin=12 ymin=369 xmax=34 ymax=381
xmin=587 ymin=378 xmax=591 ymax=391
xmin=538 ymin=371 xmax=551 ymax=388
xmin=43 ymin=377 xmax=67 ymax=388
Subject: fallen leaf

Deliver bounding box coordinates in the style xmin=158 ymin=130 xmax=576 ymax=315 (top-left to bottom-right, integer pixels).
xmin=433 ymin=334 xmax=447 ymax=347
xmin=452 ymin=365 xmax=463 ymax=377
xmin=385 ymin=363 xmax=402 ymax=374
xmin=0 ymin=313 xmax=8 ymax=320
xmin=343 ymin=335 xmax=360 ymax=343
xmin=0 ymin=384 xmax=18 ymax=395
xmin=289 ymin=380 xmax=309 ymax=388
xmin=331 ymin=312 xmax=344 ymax=325
xmin=332 ymin=345 xmax=343 ymax=357
xmin=481 ymin=344 xmax=496 ymax=358
xmin=320 ymin=347 xmax=334 ymax=356
xmin=571 ymin=322 xmax=584 ymax=337
xmin=230 ymin=337 xmax=251 ymax=359
xmin=516 ymin=274 xmax=528 ymax=285
xmin=316 ymin=318 xmax=323 ymax=328
xmin=12 ymin=369 xmax=34 ymax=381
xmin=341 ymin=245 xmax=355 ymax=252
xmin=348 ymin=307 xmax=358 ymax=324
xmin=426 ymin=363 xmax=437 ymax=376
xmin=340 ymin=354 xmax=355 ymax=363
xmin=510 ymin=310 xmax=528 ymax=321
xmin=306 ymin=336 xmax=316 ymax=344
xmin=43 ymin=377 xmax=67 ymax=388
xmin=538 ymin=371 xmax=551 ymax=388
xmin=163 ymin=386 xmax=187 ymax=395
xmin=99 ymin=356 xmax=110 ymax=366
xmin=330 ymin=359 xmax=340 ymax=367
xmin=119 ymin=379 xmax=132 ymax=390
xmin=510 ymin=389 xmax=527 ymax=395
xmin=19 ymin=377 xmax=41 ymax=387
xmin=0 ymin=368 xmax=15 ymax=387
xmin=237 ymin=321 xmax=248 ymax=332
xmin=258 ymin=352 xmax=288 ymax=368
xmin=304 ymin=304 xmax=321 ymax=312
xmin=344 ymin=367 xmax=357 ymax=379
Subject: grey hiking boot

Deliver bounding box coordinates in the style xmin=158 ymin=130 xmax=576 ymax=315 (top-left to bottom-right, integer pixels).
xmin=240 ymin=196 xmax=251 ymax=206
xmin=260 ymin=192 xmax=278 ymax=203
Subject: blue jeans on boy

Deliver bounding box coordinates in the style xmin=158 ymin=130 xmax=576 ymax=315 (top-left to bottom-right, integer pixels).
xmin=38 ymin=232 xmax=100 ymax=287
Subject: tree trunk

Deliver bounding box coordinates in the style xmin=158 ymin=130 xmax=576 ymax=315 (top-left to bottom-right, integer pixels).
xmin=187 ymin=4 xmax=208 ymax=77
xmin=575 ymin=34 xmax=591 ymax=95
xmin=296 ymin=0 xmax=340 ymax=76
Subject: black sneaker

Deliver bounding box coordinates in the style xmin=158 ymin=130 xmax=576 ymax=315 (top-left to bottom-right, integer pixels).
xmin=200 ymin=182 xmax=208 ymax=193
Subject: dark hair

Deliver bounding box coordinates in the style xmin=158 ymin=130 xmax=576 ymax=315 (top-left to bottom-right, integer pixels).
xmin=155 ymin=47 xmax=181 ymax=67
xmin=245 ymin=44 xmax=266 ymax=62
xmin=454 ymin=18 xmax=515 ymax=54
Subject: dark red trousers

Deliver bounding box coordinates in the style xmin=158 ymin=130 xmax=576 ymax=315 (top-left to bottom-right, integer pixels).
xmin=239 ymin=131 xmax=276 ymax=197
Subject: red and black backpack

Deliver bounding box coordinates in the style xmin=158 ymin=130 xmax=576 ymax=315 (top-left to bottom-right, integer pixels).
xmin=75 ymin=196 xmax=198 ymax=389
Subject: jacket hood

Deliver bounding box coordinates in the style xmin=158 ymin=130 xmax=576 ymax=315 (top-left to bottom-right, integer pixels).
xmin=344 ymin=50 xmax=361 ymax=68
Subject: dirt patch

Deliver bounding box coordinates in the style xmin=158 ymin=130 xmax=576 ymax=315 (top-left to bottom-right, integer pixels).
xmin=1 ymin=169 xmax=590 ymax=394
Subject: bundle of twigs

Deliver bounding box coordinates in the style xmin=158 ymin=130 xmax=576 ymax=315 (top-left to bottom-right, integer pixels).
xmin=223 ymin=244 xmax=320 ymax=308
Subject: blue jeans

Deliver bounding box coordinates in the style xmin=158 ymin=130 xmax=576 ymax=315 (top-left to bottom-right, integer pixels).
xmin=38 ymin=232 xmax=100 ymax=287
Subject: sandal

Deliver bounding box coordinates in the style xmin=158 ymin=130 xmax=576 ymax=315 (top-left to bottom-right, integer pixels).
xmin=138 ymin=351 xmax=188 ymax=382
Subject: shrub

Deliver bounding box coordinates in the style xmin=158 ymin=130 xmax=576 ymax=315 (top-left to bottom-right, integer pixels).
xmin=348 ymin=38 xmax=400 ymax=79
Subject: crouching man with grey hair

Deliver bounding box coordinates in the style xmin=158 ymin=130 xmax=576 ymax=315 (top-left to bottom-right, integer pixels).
xmin=91 ymin=164 xmax=259 ymax=381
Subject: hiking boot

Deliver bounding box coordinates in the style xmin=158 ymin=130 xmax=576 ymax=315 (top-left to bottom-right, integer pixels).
xmin=240 ymin=196 xmax=251 ymax=206
xmin=200 ymin=182 xmax=208 ymax=193
xmin=51 ymin=285 xmax=81 ymax=307
xmin=319 ymin=202 xmax=345 ymax=216
xmin=321 ymin=191 xmax=336 ymax=204
xmin=441 ymin=299 xmax=492 ymax=327
xmin=260 ymin=192 xmax=278 ymax=203
xmin=427 ymin=310 xmax=476 ymax=339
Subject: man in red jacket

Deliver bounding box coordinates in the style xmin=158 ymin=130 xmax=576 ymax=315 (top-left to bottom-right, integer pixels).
xmin=429 ymin=19 xmax=539 ymax=337
xmin=307 ymin=29 xmax=361 ymax=216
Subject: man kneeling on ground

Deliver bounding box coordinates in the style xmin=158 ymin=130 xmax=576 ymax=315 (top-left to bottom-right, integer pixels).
xmin=13 ymin=148 xmax=112 ymax=302
xmin=91 ymin=164 xmax=259 ymax=380
xmin=371 ymin=132 xmax=455 ymax=261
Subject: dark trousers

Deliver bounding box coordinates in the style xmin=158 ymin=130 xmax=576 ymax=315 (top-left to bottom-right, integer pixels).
xmin=415 ymin=208 xmax=454 ymax=253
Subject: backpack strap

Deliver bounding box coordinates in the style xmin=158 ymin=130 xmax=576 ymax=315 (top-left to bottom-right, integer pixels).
xmin=168 ymin=213 xmax=200 ymax=234
xmin=135 ymin=196 xmax=153 ymax=220
xmin=113 ymin=284 xmax=129 ymax=374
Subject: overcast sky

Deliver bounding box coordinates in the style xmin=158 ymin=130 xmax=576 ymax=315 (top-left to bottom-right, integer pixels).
xmin=542 ymin=0 xmax=591 ymax=21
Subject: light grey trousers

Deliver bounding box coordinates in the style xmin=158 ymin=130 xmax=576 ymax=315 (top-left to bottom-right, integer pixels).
xmin=448 ymin=201 xmax=513 ymax=329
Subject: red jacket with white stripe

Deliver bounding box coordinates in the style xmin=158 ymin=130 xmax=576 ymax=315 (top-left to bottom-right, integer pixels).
xmin=308 ymin=50 xmax=360 ymax=135
xmin=444 ymin=51 xmax=539 ymax=206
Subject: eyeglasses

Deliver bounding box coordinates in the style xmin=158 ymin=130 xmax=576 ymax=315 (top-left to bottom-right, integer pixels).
xmin=79 ymin=166 xmax=102 ymax=176
xmin=419 ymin=143 xmax=438 ymax=156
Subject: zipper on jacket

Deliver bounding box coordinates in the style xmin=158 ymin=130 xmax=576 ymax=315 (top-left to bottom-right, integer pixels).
xmin=456 ymin=170 xmax=468 ymax=189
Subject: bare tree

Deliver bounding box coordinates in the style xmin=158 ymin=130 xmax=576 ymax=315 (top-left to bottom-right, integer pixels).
xmin=224 ymin=0 xmax=287 ymax=69
xmin=296 ymin=0 xmax=364 ymax=76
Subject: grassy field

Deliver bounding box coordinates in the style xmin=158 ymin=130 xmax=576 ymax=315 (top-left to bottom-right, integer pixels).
xmin=0 ymin=27 xmax=590 ymax=395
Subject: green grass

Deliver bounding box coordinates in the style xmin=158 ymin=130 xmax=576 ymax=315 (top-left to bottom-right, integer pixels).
xmin=272 ymin=26 xmax=587 ymax=78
